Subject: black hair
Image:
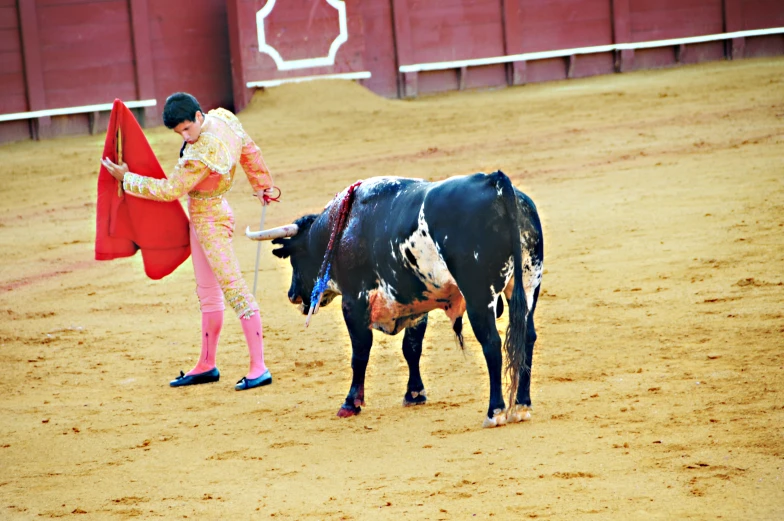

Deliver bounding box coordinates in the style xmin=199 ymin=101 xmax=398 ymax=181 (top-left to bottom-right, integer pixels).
xmin=162 ymin=92 xmax=202 ymax=129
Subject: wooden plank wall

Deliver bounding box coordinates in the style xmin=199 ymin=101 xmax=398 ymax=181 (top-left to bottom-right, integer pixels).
xmin=0 ymin=0 xmax=27 ymax=142
xmin=36 ymin=0 xmax=137 ymax=137
xmin=37 ymin=0 xmax=136 ymax=108
xmin=1 ymin=0 xmax=783 ymax=142
xmin=147 ymin=0 xmax=233 ymax=125
xmin=228 ymin=0 xmax=368 ymax=111
xmin=627 ymin=0 xmax=726 ymax=69
xmin=392 ymin=0 xmax=783 ymax=96
xmin=515 ymin=0 xmax=614 ymax=84
xmin=740 ymin=0 xmax=784 ymax=56
xmin=357 ymin=0 xmax=397 ymax=98
xmin=406 ymin=0 xmax=507 ymax=94
xmin=0 ymin=0 xmax=232 ymax=142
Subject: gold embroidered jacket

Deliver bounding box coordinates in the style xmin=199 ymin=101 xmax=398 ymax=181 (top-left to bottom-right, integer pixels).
xmin=123 ymin=108 xmax=273 ymax=201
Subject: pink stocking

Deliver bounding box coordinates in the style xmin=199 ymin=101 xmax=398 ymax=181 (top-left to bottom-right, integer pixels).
xmin=240 ymin=312 xmax=267 ymax=379
xmin=187 ymin=310 xmax=223 ymax=375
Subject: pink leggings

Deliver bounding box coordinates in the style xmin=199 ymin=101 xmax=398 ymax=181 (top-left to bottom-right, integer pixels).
xmin=188 ymin=199 xmax=259 ymax=318
xmin=188 ymin=225 xmax=267 ymax=379
xmin=190 ymin=225 xmax=227 ymax=313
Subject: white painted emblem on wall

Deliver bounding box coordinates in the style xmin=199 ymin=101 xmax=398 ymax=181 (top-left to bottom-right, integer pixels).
xmin=256 ymin=0 xmax=348 ymax=71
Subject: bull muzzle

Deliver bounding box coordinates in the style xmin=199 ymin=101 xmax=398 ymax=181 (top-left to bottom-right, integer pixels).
xmin=245 ymin=223 xmax=299 ymax=241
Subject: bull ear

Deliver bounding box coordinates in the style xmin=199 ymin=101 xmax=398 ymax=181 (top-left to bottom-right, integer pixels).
xmin=271 ymin=236 xmax=294 ymax=259
xmin=272 ymin=244 xmax=291 ymax=259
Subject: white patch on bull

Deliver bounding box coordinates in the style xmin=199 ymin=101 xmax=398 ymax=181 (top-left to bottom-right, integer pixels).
xmin=489 ymin=257 xmax=514 ymax=314
xmin=483 ymin=408 xmax=507 ymax=428
xmin=378 ymin=279 xmax=397 ymax=301
xmin=501 ymin=256 xmax=514 ymax=280
xmin=367 ymin=278 xmax=404 ymax=334
xmin=474 ymin=251 xmax=479 ymax=261
xmin=367 ymin=204 xmax=466 ymax=334
xmin=488 ymin=290 xmax=498 ymax=316
xmin=398 ymin=206 xmax=455 ymax=291
xmin=521 ymin=228 xmax=544 ymax=311
xmin=506 ymin=404 xmax=532 ymax=423
xmin=502 ymin=233 xmax=543 ymax=312
xmin=314 ymin=279 xmax=343 ymax=314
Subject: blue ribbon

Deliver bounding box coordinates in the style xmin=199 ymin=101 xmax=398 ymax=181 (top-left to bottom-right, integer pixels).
xmin=310 ymin=262 xmax=331 ymax=309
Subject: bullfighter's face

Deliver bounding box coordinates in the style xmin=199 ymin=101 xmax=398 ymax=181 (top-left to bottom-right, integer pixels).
xmin=172 ymin=110 xmax=204 ymax=144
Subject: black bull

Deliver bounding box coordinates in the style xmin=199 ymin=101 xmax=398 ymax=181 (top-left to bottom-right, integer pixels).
xmin=248 ymin=171 xmax=543 ymax=427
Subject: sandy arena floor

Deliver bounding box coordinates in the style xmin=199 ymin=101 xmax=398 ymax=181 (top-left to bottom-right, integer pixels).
xmin=1 ymin=57 xmax=782 ymax=520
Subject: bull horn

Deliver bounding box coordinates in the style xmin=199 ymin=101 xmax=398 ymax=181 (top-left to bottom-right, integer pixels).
xmin=245 ymin=223 xmax=299 ymax=241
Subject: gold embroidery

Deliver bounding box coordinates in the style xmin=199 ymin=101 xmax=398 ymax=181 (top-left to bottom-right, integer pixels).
xmin=123 ymin=108 xmax=270 ymax=320
xmin=190 ymin=198 xmax=259 ymax=319
xmin=181 ymin=132 xmax=233 ymax=175
xmin=124 ymin=173 xmax=154 ymax=197
xmin=208 ymin=108 xmax=245 ymax=139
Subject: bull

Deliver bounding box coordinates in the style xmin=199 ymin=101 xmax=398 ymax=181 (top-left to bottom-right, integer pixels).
xmin=247 ymin=171 xmax=543 ymax=427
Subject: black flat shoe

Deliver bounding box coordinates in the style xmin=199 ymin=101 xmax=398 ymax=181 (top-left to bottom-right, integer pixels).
xmin=235 ymin=369 xmax=272 ymax=391
xmin=170 ymin=367 xmax=220 ymax=387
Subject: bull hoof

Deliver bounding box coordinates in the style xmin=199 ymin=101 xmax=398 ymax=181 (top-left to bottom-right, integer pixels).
xmin=507 ymin=404 xmax=532 ymax=423
xmin=403 ymin=389 xmax=427 ymax=407
xmin=337 ymin=404 xmax=361 ymax=418
xmin=482 ymin=408 xmax=507 ymax=428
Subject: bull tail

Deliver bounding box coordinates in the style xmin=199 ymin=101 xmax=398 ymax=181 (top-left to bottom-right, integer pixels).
xmin=495 ymin=170 xmax=528 ymax=410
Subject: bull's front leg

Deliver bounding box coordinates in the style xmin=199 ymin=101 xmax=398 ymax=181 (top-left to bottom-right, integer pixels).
xmin=338 ymin=296 xmax=372 ymax=418
xmin=402 ymin=315 xmax=428 ymax=406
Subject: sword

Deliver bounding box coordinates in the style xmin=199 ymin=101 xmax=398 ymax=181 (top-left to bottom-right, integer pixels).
xmin=252 ymin=203 xmax=267 ymax=297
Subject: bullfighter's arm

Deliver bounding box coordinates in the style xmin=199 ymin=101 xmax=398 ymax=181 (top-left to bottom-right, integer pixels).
xmin=122 ymin=159 xmax=209 ymax=202
xmin=238 ymin=130 xmax=274 ymax=201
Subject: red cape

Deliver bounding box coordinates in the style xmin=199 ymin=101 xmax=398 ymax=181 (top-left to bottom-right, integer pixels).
xmin=95 ymin=99 xmax=191 ymax=279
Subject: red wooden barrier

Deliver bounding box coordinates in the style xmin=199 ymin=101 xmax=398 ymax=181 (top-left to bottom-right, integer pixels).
xmin=0 ymin=0 xmax=233 ymax=142
xmin=227 ymin=0 xmax=370 ymax=111
xmin=1 ymin=0 xmax=783 ymax=143
xmin=0 ymin=0 xmax=30 ymax=142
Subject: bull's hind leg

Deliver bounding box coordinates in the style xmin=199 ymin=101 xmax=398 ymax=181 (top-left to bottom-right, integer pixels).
xmin=508 ymin=285 xmax=539 ymax=423
xmin=402 ymin=315 xmax=428 ymax=406
xmin=464 ymin=304 xmax=507 ymax=428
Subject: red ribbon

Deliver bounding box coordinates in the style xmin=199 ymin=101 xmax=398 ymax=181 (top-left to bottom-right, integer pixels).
xmin=262 ymin=185 xmax=282 ymax=204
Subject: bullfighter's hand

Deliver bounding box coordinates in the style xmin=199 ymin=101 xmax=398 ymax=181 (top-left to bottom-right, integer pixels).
xmin=101 ymin=158 xmax=129 ymax=181
xmin=256 ymin=187 xmax=277 ymax=206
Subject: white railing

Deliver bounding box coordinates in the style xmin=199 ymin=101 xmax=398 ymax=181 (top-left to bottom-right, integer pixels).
xmin=0 ymin=99 xmax=157 ymax=123
xmin=398 ymin=27 xmax=784 ymax=74
xmin=246 ymin=71 xmax=372 ymax=88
